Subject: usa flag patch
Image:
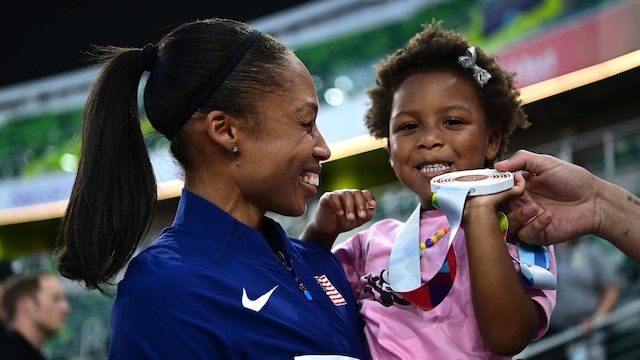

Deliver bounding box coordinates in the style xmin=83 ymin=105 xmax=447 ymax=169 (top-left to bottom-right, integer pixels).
xmin=315 ymin=275 xmax=347 ymax=306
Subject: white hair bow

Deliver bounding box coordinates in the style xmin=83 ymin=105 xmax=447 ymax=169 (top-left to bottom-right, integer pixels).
xmin=458 ymin=46 xmax=492 ymax=88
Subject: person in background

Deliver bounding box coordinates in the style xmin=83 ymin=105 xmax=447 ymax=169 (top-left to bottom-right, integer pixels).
xmin=546 ymin=237 xmax=620 ymax=360
xmin=54 ymin=18 xmax=368 ymax=359
xmin=0 ymin=272 xmax=70 ymax=360
xmin=302 ymin=20 xmax=556 ymax=359
xmin=494 ymin=149 xmax=640 ymax=265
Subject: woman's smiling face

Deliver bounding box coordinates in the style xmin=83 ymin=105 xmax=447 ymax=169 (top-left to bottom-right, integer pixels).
xmin=233 ymin=55 xmax=331 ymax=218
xmin=388 ymin=71 xmax=501 ymax=209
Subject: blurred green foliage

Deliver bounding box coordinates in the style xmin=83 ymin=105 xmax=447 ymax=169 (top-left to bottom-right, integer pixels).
xmin=0 ymin=109 xmax=82 ymax=178
xmin=0 ymin=109 xmax=166 ymax=180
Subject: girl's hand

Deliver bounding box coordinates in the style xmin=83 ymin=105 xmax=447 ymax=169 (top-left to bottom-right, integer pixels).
xmin=300 ymin=189 xmax=376 ymax=250
xmin=315 ymin=189 xmax=377 ymax=235
xmin=464 ymin=171 xmax=526 ymax=218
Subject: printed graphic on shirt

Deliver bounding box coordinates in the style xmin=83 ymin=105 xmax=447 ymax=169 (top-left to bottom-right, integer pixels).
xmin=363 ymin=248 xmax=456 ymax=310
xmin=315 ymin=275 xmax=347 ymax=306
xmin=363 ymin=269 xmax=410 ymax=307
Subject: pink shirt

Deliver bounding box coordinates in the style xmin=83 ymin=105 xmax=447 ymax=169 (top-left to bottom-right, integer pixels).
xmin=333 ymin=210 xmax=556 ymax=359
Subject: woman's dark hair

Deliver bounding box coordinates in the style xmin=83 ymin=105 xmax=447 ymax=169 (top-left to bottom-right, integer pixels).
xmin=365 ymin=20 xmax=530 ymax=160
xmin=56 ymin=18 xmax=292 ymax=292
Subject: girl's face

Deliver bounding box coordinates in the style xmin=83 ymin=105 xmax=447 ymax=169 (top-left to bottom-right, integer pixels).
xmin=388 ymin=71 xmax=501 ymax=210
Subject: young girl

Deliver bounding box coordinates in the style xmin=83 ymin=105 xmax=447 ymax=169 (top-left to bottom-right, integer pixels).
xmin=302 ymin=21 xmax=556 ymax=359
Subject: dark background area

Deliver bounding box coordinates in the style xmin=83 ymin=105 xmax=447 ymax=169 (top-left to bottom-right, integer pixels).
xmin=0 ymin=0 xmax=313 ymax=88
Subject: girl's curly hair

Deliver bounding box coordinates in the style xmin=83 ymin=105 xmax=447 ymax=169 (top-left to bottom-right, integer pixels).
xmin=365 ymin=20 xmax=529 ymax=158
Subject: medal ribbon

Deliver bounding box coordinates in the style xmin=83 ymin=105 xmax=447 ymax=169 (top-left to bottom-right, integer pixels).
xmin=389 ymin=171 xmax=555 ymax=302
xmin=388 ymin=187 xmax=469 ymax=293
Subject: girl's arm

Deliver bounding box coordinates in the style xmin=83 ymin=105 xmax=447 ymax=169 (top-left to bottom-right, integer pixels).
xmin=463 ymin=172 xmax=540 ymax=356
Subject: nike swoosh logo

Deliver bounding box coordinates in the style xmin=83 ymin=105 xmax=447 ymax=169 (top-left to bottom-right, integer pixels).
xmin=242 ymin=285 xmax=278 ymax=312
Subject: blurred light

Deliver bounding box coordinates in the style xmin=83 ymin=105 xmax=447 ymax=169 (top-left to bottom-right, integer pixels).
xmin=312 ymin=75 xmax=324 ymax=91
xmin=334 ymin=75 xmax=353 ymax=92
xmin=0 ymin=200 xmax=68 ymax=226
xmin=157 ymin=179 xmax=184 ymax=201
xmin=520 ymin=48 xmax=640 ymax=104
xmin=324 ymin=88 xmax=345 ymax=106
xmin=0 ymin=179 xmax=186 ymax=226
xmin=325 ymin=134 xmax=387 ymax=163
xmin=59 ymin=153 xmax=78 ymax=172
xmin=22 ymin=149 xmax=34 ymax=164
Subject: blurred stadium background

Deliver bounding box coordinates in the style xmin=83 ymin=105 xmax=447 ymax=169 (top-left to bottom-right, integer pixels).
xmin=1 ymin=1 xmax=640 ymax=358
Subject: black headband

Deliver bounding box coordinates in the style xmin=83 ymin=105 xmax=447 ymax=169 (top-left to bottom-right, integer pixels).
xmin=165 ymin=29 xmax=262 ymax=140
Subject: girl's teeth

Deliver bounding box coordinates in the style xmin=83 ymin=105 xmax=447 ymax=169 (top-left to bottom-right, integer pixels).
xmin=420 ymin=164 xmax=449 ymax=172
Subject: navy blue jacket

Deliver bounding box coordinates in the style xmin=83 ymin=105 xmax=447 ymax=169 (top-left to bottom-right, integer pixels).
xmin=110 ymin=189 xmax=367 ymax=359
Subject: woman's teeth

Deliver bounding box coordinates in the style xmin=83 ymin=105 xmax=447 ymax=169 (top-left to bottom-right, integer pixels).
xmin=300 ymin=174 xmax=319 ymax=186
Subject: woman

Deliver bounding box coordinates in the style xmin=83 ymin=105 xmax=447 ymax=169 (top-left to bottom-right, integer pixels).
xmin=56 ymin=18 xmax=368 ymax=359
